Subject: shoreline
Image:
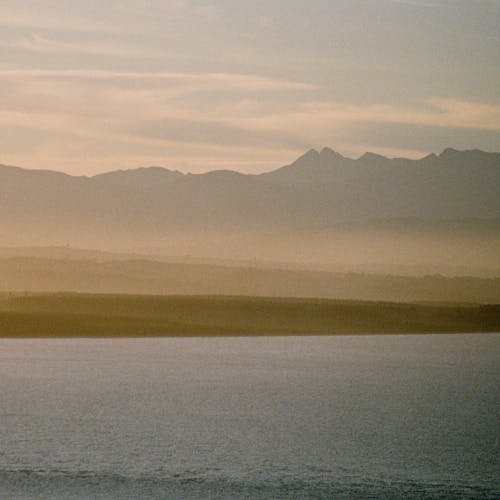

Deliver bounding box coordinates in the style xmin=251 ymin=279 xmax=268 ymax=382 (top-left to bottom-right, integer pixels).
xmin=1 ymin=332 xmax=498 ymax=339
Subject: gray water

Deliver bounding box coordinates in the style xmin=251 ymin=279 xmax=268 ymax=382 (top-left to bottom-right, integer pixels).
xmin=0 ymin=334 xmax=498 ymax=499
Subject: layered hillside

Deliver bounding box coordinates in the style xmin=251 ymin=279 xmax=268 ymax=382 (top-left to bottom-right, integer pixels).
xmin=1 ymin=148 xmax=498 ymax=274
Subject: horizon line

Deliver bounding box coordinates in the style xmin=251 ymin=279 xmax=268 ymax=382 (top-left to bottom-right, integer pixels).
xmin=1 ymin=146 xmax=497 ymax=178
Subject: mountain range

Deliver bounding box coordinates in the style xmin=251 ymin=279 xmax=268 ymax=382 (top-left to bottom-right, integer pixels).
xmin=1 ymin=147 xmax=499 ymax=274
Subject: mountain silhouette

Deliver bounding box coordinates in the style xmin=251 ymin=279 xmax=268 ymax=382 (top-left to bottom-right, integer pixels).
xmin=1 ymin=148 xmax=498 ymax=258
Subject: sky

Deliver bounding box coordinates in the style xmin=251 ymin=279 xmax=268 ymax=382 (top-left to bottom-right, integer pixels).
xmin=1 ymin=0 xmax=499 ymax=174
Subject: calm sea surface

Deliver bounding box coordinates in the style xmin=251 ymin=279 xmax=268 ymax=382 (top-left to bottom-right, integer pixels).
xmin=0 ymin=334 xmax=498 ymax=499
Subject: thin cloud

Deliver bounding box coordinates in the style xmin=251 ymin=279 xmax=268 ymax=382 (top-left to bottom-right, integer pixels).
xmin=2 ymin=90 xmax=497 ymax=175
xmin=0 ymin=69 xmax=316 ymax=92
xmin=1 ymin=65 xmax=498 ymax=174
xmin=1 ymin=34 xmax=167 ymax=59
xmin=235 ymin=99 xmax=500 ymax=135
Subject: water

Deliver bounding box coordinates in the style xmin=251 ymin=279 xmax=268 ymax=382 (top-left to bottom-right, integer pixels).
xmin=0 ymin=334 xmax=498 ymax=499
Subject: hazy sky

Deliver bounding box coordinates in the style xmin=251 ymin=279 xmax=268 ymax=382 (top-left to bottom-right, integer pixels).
xmin=1 ymin=0 xmax=499 ymax=174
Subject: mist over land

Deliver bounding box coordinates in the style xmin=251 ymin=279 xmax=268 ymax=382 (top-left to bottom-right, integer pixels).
xmin=1 ymin=255 xmax=499 ymax=304
xmin=1 ymin=147 xmax=499 ymax=282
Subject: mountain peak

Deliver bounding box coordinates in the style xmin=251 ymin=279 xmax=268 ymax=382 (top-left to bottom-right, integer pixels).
xmin=320 ymin=147 xmax=344 ymax=159
xmin=94 ymin=166 xmax=179 ymax=177
xmin=93 ymin=165 xmax=183 ymax=188
xmin=420 ymin=153 xmax=438 ymax=162
xmin=359 ymin=152 xmax=387 ymax=162
xmin=301 ymin=148 xmax=320 ymax=160
xmin=439 ymin=147 xmax=460 ymax=158
xmin=285 ymin=148 xmax=320 ymax=169
xmin=291 ymin=147 xmax=346 ymax=167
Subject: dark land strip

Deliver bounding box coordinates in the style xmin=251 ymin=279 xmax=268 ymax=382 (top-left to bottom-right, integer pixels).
xmin=0 ymin=293 xmax=498 ymax=337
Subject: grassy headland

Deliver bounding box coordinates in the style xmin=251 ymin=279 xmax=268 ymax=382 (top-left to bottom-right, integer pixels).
xmin=0 ymin=293 xmax=498 ymax=337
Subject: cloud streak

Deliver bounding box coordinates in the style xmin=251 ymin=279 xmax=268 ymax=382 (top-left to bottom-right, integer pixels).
xmin=0 ymin=34 xmax=167 ymax=59
xmin=0 ymin=69 xmax=315 ymax=91
xmin=1 ymin=63 xmax=498 ymax=173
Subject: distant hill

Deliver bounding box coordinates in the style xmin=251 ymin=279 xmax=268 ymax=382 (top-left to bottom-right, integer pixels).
xmin=0 ymin=148 xmax=498 ymax=274
xmin=1 ymin=148 xmax=498 ymax=226
xmin=0 ymin=256 xmax=498 ymax=303
xmin=94 ymin=166 xmax=183 ymax=189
